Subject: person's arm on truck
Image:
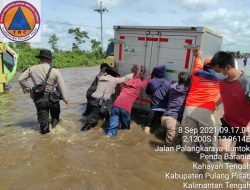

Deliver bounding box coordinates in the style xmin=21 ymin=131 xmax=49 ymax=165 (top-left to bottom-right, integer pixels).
xmin=134 ymin=66 xmax=145 ymax=79
xmin=114 ymin=73 xmax=134 ymax=84
xmin=141 ymin=76 xmax=152 ymax=90
xmin=192 ymin=49 xmax=202 ymax=74
xmin=114 ymin=64 xmax=138 ymax=84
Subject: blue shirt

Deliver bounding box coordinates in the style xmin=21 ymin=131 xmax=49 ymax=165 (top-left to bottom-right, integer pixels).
xmin=163 ymin=81 xmax=190 ymax=121
xmin=146 ymin=77 xmax=171 ymax=109
xmin=194 ymin=68 xmax=221 ymax=81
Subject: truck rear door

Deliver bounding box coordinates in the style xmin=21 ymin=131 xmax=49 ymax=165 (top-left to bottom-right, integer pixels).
xmin=115 ymin=32 xmax=152 ymax=75
xmin=114 ymin=32 xmax=197 ymax=111
xmin=151 ymin=34 xmax=197 ymax=81
xmin=137 ymin=34 xmax=197 ymax=110
xmin=115 ymin=32 xmax=154 ymax=110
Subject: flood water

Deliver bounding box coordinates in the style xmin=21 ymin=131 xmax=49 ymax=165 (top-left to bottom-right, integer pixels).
xmin=0 ymin=60 xmax=249 ymax=190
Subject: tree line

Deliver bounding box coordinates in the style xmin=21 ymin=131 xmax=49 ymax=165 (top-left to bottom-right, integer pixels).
xmin=226 ymin=51 xmax=250 ymax=58
xmin=9 ymin=27 xmax=114 ymax=71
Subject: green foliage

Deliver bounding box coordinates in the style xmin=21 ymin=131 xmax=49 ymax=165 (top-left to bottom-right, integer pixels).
xmin=48 ymin=34 xmax=59 ymax=52
xmin=15 ymin=46 xmax=105 ymax=71
xmin=68 ymin=27 xmax=89 ymax=51
xmin=90 ymin=39 xmax=101 ymax=52
xmin=52 ymin=51 xmax=105 ymax=68
xmin=10 ymin=43 xmax=40 ymax=71
xmin=8 ymin=42 xmax=31 ymax=50
xmin=10 ymin=35 xmax=108 ymax=71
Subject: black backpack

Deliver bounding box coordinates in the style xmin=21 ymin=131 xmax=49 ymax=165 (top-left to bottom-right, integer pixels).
xmin=86 ymin=68 xmax=119 ymax=99
xmin=86 ymin=76 xmax=98 ymax=99
xmin=32 ymin=67 xmax=53 ymax=97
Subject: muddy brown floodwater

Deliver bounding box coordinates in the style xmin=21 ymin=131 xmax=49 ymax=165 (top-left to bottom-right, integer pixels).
xmin=0 ymin=63 xmax=249 ymax=190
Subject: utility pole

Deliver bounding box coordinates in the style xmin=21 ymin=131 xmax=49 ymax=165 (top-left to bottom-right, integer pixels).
xmin=94 ymin=1 xmax=108 ymax=52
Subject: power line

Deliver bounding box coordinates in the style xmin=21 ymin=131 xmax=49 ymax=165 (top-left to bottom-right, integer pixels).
xmin=43 ymin=19 xmax=112 ymax=30
xmin=94 ymin=1 xmax=108 ymax=51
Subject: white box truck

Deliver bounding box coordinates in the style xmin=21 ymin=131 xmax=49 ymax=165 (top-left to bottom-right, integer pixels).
xmin=113 ymin=26 xmax=223 ymax=111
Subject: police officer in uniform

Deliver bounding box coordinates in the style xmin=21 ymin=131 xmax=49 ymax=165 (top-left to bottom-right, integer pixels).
xmin=19 ymin=49 xmax=69 ymax=134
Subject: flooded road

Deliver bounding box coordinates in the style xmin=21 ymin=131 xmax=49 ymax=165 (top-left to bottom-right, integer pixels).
xmin=0 ymin=61 xmax=249 ymax=190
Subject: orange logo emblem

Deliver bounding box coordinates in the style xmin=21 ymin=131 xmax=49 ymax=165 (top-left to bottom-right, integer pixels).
xmin=0 ymin=1 xmax=40 ymax=41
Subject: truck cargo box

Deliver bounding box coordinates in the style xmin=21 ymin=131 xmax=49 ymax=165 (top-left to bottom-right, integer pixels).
xmin=113 ymin=26 xmax=223 ymax=111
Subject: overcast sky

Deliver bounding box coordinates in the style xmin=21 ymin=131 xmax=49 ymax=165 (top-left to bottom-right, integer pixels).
xmin=32 ymin=0 xmax=250 ymax=53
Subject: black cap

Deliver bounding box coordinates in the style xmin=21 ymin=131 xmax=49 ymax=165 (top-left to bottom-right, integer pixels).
xmin=36 ymin=49 xmax=54 ymax=59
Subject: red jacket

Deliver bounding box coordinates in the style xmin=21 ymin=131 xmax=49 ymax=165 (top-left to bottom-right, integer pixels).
xmin=113 ymin=76 xmax=151 ymax=113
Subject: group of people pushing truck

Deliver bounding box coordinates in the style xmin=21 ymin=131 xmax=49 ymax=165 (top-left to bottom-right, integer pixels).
xmin=19 ymin=49 xmax=250 ymax=164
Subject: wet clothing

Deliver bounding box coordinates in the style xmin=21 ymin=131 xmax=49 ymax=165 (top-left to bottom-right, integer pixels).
xmin=146 ymin=78 xmax=171 ymax=109
xmin=219 ymin=72 xmax=250 ymax=129
xmin=92 ymin=73 xmax=133 ymax=101
xmin=181 ymin=57 xmax=219 ymax=154
xmin=82 ymin=73 xmax=133 ymax=130
xmin=144 ymin=65 xmax=170 ymax=128
xmin=106 ymin=106 xmax=131 ymax=136
xmin=86 ymin=76 xmax=99 ymax=100
xmin=81 ymin=101 xmax=102 ymax=131
xmin=19 ymin=62 xmax=68 ymax=134
xmin=113 ymin=76 xmax=151 ymax=113
xmin=84 ymin=77 xmax=99 ymax=116
xmin=161 ymin=81 xmax=190 ymax=145
xmin=106 ymin=75 xmax=151 ymax=136
xmin=144 ymin=110 xmax=163 ymax=128
xmin=161 ymin=116 xmax=181 ymax=146
xmin=181 ymin=106 xmax=217 ymax=155
xmin=35 ymin=94 xmax=60 ymax=134
xmin=84 ymin=68 xmax=120 ymax=115
xmin=146 ymin=65 xmax=170 ymax=109
xmin=185 ymin=57 xmax=220 ymax=112
xmin=163 ymin=81 xmax=190 ymax=122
